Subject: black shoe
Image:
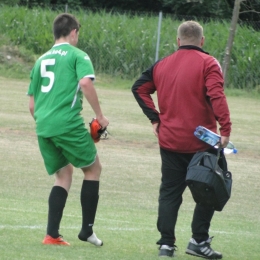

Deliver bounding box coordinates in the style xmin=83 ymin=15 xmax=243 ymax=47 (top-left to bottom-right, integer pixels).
xmin=185 ymin=237 xmax=222 ymax=259
xmin=158 ymin=245 xmax=176 ymax=257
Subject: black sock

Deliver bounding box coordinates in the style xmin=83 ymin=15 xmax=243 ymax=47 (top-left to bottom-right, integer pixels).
xmin=78 ymin=180 xmax=99 ymax=241
xmin=47 ymin=186 xmax=68 ymax=238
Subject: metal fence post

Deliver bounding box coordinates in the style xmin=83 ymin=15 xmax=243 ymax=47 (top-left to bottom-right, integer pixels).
xmin=155 ymin=11 xmax=162 ymax=62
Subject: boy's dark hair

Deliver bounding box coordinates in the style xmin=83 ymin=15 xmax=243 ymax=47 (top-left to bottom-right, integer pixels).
xmin=53 ymin=13 xmax=81 ymax=40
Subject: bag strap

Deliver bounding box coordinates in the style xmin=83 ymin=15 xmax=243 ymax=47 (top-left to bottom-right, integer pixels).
xmin=213 ymin=147 xmax=222 ymax=171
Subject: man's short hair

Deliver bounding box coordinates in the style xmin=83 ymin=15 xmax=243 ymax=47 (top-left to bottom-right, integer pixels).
xmin=53 ymin=13 xmax=81 ymax=40
xmin=177 ymin=21 xmax=203 ymax=44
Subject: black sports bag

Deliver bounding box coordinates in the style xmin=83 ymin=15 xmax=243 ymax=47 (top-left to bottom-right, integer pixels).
xmin=186 ymin=148 xmax=232 ymax=211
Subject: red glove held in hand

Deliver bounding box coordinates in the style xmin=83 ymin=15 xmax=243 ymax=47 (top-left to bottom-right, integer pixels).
xmin=89 ymin=118 xmax=107 ymax=143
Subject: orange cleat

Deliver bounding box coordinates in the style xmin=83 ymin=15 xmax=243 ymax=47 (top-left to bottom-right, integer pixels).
xmin=42 ymin=235 xmax=70 ymax=246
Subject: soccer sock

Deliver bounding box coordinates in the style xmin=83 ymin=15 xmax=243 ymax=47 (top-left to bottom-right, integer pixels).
xmin=78 ymin=180 xmax=99 ymax=241
xmin=46 ymin=186 xmax=68 ymax=238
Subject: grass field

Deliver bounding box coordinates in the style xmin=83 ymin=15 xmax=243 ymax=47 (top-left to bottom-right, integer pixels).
xmin=0 ymin=76 xmax=259 ymax=260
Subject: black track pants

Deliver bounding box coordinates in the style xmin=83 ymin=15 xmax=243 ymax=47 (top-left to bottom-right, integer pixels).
xmin=156 ymin=148 xmax=215 ymax=246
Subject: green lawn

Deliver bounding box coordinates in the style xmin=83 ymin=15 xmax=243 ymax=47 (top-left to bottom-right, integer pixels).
xmin=0 ymin=76 xmax=259 ymax=260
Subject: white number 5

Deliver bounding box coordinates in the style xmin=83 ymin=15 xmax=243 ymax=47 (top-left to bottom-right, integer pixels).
xmin=41 ymin=59 xmax=55 ymax=93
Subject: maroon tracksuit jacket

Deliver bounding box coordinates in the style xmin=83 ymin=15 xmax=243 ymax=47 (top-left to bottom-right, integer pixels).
xmin=132 ymin=45 xmax=232 ymax=153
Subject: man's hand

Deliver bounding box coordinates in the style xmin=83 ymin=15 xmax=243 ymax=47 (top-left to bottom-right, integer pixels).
xmin=152 ymin=122 xmax=159 ymax=137
xmin=220 ymin=136 xmax=230 ymax=148
xmin=96 ymin=115 xmax=109 ymax=130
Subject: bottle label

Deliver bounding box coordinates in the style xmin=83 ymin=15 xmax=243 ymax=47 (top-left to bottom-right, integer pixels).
xmin=194 ymin=126 xmax=237 ymax=154
xmin=194 ymin=126 xmax=220 ymax=146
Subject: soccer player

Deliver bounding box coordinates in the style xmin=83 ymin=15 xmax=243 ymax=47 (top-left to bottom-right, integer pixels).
xmin=27 ymin=13 xmax=109 ymax=246
xmin=132 ymin=20 xmax=231 ymax=259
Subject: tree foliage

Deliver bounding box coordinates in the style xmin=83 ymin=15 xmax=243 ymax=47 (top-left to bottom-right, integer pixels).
xmin=161 ymin=0 xmax=233 ymax=18
xmin=5 ymin=0 xmax=260 ymax=21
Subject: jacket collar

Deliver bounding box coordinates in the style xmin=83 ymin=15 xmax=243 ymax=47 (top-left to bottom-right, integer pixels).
xmin=178 ymin=45 xmax=209 ymax=55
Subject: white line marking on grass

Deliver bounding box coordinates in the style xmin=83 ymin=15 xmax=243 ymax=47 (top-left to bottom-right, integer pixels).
xmin=0 ymin=225 xmax=44 ymax=229
xmin=0 ymin=225 xmax=86 ymax=230
xmin=107 ymin=227 xmax=154 ymax=231
xmin=0 ymin=224 xmax=153 ymax=231
xmin=0 ymin=225 xmax=258 ymax=237
xmin=0 ymin=207 xmax=131 ymax=223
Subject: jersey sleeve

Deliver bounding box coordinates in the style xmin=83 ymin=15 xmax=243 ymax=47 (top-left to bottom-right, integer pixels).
xmin=131 ymin=65 xmax=160 ymax=123
xmin=75 ymin=50 xmax=95 ymax=81
xmin=205 ymin=57 xmax=232 ymax=136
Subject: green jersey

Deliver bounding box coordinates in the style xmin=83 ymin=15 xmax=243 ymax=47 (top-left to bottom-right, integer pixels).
xmin=27 ymin=43 xmax=95 ymax=137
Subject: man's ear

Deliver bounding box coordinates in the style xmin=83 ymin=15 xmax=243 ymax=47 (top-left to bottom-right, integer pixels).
xmin=70 ymin=29 xmax=77 ymax=37
xmin=201 ymin=36 xmax=205 ymax=47
xmin=69 ymin=29 xmax=78 ymax=45
xmin=177 ymin=37 xmax=181 ymax=47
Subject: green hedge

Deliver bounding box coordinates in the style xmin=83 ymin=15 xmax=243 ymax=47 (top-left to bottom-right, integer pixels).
xmin=0 ymin=5 xmax=259 ymax=89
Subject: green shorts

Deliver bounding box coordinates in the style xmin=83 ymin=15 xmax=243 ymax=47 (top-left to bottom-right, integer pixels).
xmin=38 ymin=126 xmax=97 ymax=175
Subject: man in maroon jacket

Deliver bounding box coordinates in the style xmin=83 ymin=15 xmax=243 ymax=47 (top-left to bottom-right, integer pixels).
xmin=132 ymin=21 xmax=231 ymax=259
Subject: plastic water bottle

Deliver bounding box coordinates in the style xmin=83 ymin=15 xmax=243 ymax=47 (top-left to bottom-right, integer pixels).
xmin=194 ymin=126 xmax=237 ymax=154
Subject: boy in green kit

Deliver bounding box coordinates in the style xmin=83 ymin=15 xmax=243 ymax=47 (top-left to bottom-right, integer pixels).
xmin=27 ymin=13 xmax=109 ymax=246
